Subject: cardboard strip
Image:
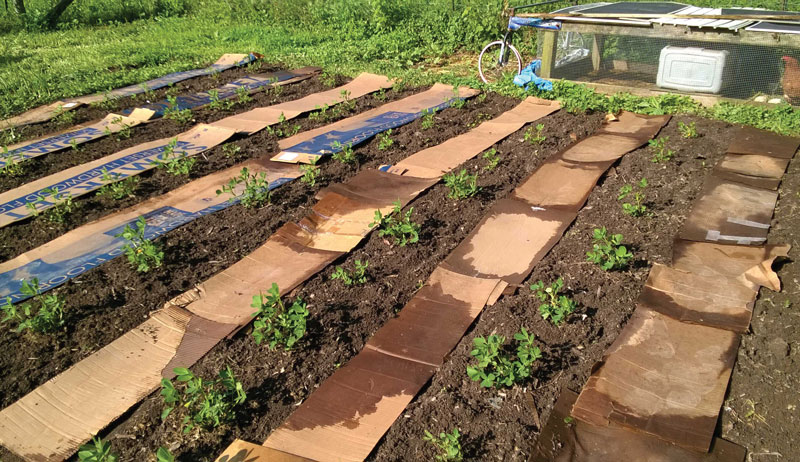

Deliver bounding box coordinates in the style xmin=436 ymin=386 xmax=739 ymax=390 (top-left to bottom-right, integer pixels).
xmin=679 ymin=177 xmax=779 ymax=245
xmin=0 ymin=69 xmax=318 ymax=166
xmin=0 ymin=159 xmax=301 ymax=303
xmin=712 ymin=153 xmax=790 ymax=190
xmin=726 ymin=126 xmax=800 ymax=159
xmin=217 ymin=441 xmax=313 ymax=462
xmin=272 ymin=84 xmax=480 ymax=164
xmin=571 ymin=306 xmax=739 ymax=453
xmin=530 ymin=390 xmax=746 ymax=462
xmin=0 ymin=53 xmax=258 ymax=130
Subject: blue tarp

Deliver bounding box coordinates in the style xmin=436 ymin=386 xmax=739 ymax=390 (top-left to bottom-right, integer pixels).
xmin=513 ymin=60 xmax=553 ymax=91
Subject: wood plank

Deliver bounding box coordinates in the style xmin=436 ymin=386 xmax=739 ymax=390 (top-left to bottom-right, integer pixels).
xmin=540 ymin=30 xmax=558 ymax=79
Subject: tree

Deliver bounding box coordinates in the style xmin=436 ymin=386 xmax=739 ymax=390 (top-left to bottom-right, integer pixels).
xmin=13 ymin=0 xmax=25 ymax=14
xmin=42 ymin=0 xmax=75 ymax=27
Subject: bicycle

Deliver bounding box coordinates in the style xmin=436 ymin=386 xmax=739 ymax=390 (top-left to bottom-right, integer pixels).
xmin=478 ymin=1 xmax=576 ymax=84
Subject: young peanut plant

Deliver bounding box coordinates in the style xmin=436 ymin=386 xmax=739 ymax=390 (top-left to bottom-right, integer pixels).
xmin=163 ymin=95 xmax=193 ymax=124
xmin=320 ymin=71 xmax=336 ymax=87
xmin=421 ymin=108 xmax=437 ymax=130
xmin=586 ymin=227 xmax=633 ymax=271
xmin=110 ymin=117 xmax=132 ymax=140
xmin=443 ymin=169 xmax=479 ymax=200
xmin=370 ymin=200 xmax=421 ymax=247
xmin=450 ymin=87 xmax=466 ymax=109
xmin=53 ymin=105 xmax=76 ymax=127
xmin=208 ymin=89 xmax=234 ymax=111
xmin=618 ymin=178 xmax=648 ymax=217
xmin=116 ymin=216 xmax=164 ymax=273
xmin=340 ymin=89 xmax=356 ymax=111
xmin=217 ymin=167 xmax=272 ymax=208
xmin=222 ymin=143 xmax=242 ymax=159
xmin=151 ymin=139 xmax=196 ymax=175
xmin=377 ymin=129 xmax=394 ymax=150
xmin=482 ymin=148 xmax=500 ymax=171
xmin=156 ymin=447 xmax=174 ymax=462
xmin=1 ymin=146 xmax=24 ymax=177
xmin=530 ymin=278 xmax=576 ymax=326
xmin=160 ymin=365 xmax=246 ymax=434
xmin=524 ymin=124 xmax=546 ymax=144
xmin=649 ymin=137 xmax=674 ymax=163
xmin=236 ymin=86 xmax=253 ymax=105
xmin=77 ymin=436 xmax=118 ymax=462
xmin=331 ymin=260 xmax=369 ymax=285
xmin=423 ymin=428 xmax=463 ymax=462
xmin=466 ymin=328 xmax=541 ymax=388
xmin=266 ymin=113 xmax=301 ymax=138
xmin=250 ymin=283 xmax=309 ymax=350
xmin=1 ymin=278 xmax=65 ymax=334
xmin=96 ymin=168 xmax=139 ymax=200
xmin=678 ymin=121 xmax=699 ymax=138
xmin=331 ymin=141 xmax=356 ymax=164
xmin=44 ymin=189 xmax=74 ymax=224
xmin=299 ymin=159 xmax=320 ymax=187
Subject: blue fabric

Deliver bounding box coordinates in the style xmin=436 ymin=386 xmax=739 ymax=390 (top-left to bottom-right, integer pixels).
xmin=513 ymin=60 xmax=553 ymax=91
xmin=508 ymin=17 xmax=561 ymax=31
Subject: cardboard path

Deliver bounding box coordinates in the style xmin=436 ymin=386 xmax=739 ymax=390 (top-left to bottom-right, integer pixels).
xmin=0 ymin=73 xmax=403 ymax=229
xmin=546 ymin=126 xmax=798 ymax=460
xmin=0 ymin=53 xmax=259 ymax=130
xmin=215 ymin=111 xmax=669 ymax=462
xmin=0 ymin=69 xmax=318 ymax=168
xmin=0 ymin=95 xmax=564 ymax=462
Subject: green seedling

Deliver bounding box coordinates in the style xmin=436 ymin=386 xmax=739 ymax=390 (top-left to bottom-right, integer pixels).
xmin=160 ymin=365 xmax=246 ymax=434
xmin=524 ymin=124 xmax=546 ymax=144
xmin=618 ymin=178 xmax=648 ymax=217
xmin=308 ymin=103 xmax=331 ymax=122
xmin=77 ymin=436 xmax=118 ymax=462
xmin=468 ymin=112 xmax=492 ymax=129
xmin=53 ymin=105 xmax=75 ymax=126
xmin=156 ymin=447 xmax=175 ymax=462
xmin=392 ymin=80 xmax=406 ymax=94
xmin=423 ymin=428 xmax=463 ymax=462
xmin=482 ymin=148 xmax=500 ymax=171
xmin=1 ymin=146 xmax=24 ymax=177
xmin=163 ymin=95 xmax=193 ymax=124
xmin=151 ymin=138 xmax=196 ymax=175
xmin=44 ymin=188 xmax=74 ymax=224
xmin=236 ymin=85 xmax=253 ymax=105
xmin=116 ymin=216 xmax=164 ymax=273
xmin=370 ymin=200 xmax=420 ymax=247
xmin=320 ymin=71 xmax=336 ymax=87
xmin=678 ymin=121 xmax=699 ymax=138
xmin=69 ymin=138 xmax=81 ymax=151
xmin=443 ymin=169 xmax=479 ymax=200
xmin=586 ymin=227 xmax=633 ymax=271
xmin=340 ymin=89 xmax=356 ymax=111
xmin=466 ymin=327 xmax=541 ymax=388
xmin=266 ymin=112 xmax=300 ymax=137
xmin=250 ymin=283 xmax=309 ymax=349
xmin=268 ymin=83 xmax=284 ymax=99
xmin=450 ymin=87 xmax=466 ymax=109
xmin=208 ymin=89 xmax=233 ymax=110
xmin=96 ymin=168 xmax=138 ymax=200
xmin=530 ymin=278 xmax=576 ymax=325
xmin=98 ymin=90 xmax=120 ymax=111
xmin=217 ymin=167 xmax=272 ymax=208
xmin=110 ymin=117 xmax=132 ymax=140
xmin=331 ymin=260 xmax=369 ymax=285
xmin=222 ymin=143 xmax=242 ymax=159
xmin=375 ymin=88 xmax=388 ymax=101
xmin=421 ymin=108 xmax=436 ymax=130
xmin=299 ymin=159 xmax=320 ymax=187
xmin=377 ymin=129 xmax=394 ymax=150
xmin=139 ymin=83 xmax=156 ymax=102
xmin=649 ymin=137 xmax=674 ymax=163
xmin=331 ymin=141 xmax=356 ymax=164
xmin=1 ymin=278 xmax=65 ymax=333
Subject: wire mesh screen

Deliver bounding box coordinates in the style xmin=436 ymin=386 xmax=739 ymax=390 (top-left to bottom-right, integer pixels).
xmin=536 ymin=27 xmax=800 ymax=103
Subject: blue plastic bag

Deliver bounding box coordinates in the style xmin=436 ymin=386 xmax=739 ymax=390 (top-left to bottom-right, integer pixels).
xmin=513 ymin=60 xmax=553 ymax=92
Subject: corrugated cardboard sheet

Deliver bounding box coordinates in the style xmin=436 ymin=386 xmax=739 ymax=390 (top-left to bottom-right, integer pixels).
xmin=531 ymin=390 xmax=746 ymax=462
xmin=0 ymin=53 xmax=257 ymax=130
xmin=571 ymin=306 xmax=739 ymax=453
xmin=217 ymin=440 xmax=313 ymax=462
xmin=726 ymin=126 xmax=800 ymax=158
xmin=713 ymin=153 xmax=790 ymax=190
xmin=271 ymin=84 xmax=480 ymax=164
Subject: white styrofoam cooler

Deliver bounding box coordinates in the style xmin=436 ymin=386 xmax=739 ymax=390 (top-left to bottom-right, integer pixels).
xmin=657 ymin=46 xmax=729 ymax=94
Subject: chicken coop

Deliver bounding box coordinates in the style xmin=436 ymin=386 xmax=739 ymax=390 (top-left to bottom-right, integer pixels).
xmin=520 ymin=2 xmax=800 ymax=105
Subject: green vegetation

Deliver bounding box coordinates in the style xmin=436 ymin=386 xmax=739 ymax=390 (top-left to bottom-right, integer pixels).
xmin=377 ymin=129 xmax=394 ymax=150
xmin=160 ymin=365 xmax=246 ymax=434
xmin=156 ymin=447 xmax=175 ymax=462
xmin=524 ymin=123 xmax=546 ymax=144
xmin=530 ymin=278 xmax=576 ymax=326
xmin=250 ymin=283 xmax=309 ymax=349
xmin=370 ymin=200 xmax=420 ymax=247
xmin=618 ymin=178 xmax=648 ymax=217
xmin=331 ymin=141 xmax=356 ymax=164
xmin=25 ymin=187 xmax=74 ymax=223
xmin=208 ymin=89 xmax=234 ymax=111
xmin=52 ymin=105 xmax=75 ymax=126
xmin=217 ymin=167 xmax=272 ymax=207
xmin=467 ymin=328 xmax=541 ymax=388
xmin=235 ymin=85 xmax=252 ymax=104
xmin=222 ymin=143 xmax=242 ymax=158
xmin=77 ymin=437 xmax=118 ymax=462
xmin=299 ymin=159 xmax=320 ymax=186
xmin=648 ymin=137 xmax=674 ymax=163
xmin=678 ymin=121 xmax=699 ymax=138
xmin=116 ymin=216 xmax=164 ymax=273
xmin=586 ymin=227 xmax=633 ymax=271
xmin=421 ymin=108 xmax=437 ymax=130
xmin=331 ymin=260 xmax=369 ymax=285
xmin=266 ymin=112 xmax=301 ymax=137
xmin=482 ymin=148 xmax=500 ymax=171
xmin=424 ymin=428 xmax=463 ymax=462
xmin=163 ymin=95 xmax=193 ymax=124
xmin=151 ymin=138 xmax=196 ymax=174
xmin=1 ymin=278 xmax=65 ymax=333
xmin=1 ymin=148 xmax=24 ymax=177
xmin=443 ymin=169 xmax=479 ymax=199
xmin=97 ymin=168 xmax=139 ymax=200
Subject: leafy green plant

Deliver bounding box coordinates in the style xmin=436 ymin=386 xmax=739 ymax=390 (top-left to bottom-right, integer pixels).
xmin=340 ymin=89 xmax=356 ymax=111
xmin=678 ymin=121 xmax=699 ymax=138
xmin=44 ymin=189 xmax=74 ymax=224
xmin=160 ymin=365 xmax=246 ymax=434
xmin=443 ymin=169 xmax=479 ymax=199
xmin=1 ymin=278 xmax=65 ymax=333
xmin=375 ymin=88 xmax=388 ymax=101
xmin=450 ymin=87 xmax=466 ymax=109
xmin=308 ymin=103 xmax=331 ymax=122
xmin=466 ymin=328 xmax=541 ymax=388
xmin=320 ymin=71 xmax=336 ymax=87
xmin=649 ymin=137 xmax=674 ymax=163
xmin=530 ymin=278 xmax=576 ymax=326
xmin=1 ymin=146 xmax=24 ymax=177
xmin=331 ymin=141 xmax=356 ymax=164
xmin=208 ymin=89 xmax=233 ymax=110
xmin=423 ymin=428 xmax=463 ymax=462
xmin=482 ymin=148 xmax=500 ymax=171
xmin=370 ymin=200 xmax=420 ymax=247
xmin=96 ymin=168 xmax=138 ymax=200
xmin=618 ymin=178 xmax=648 ymax=217
xmin=163 ymin=95 xmax=193 ymax=124
xmin=156 ymin=447 xmax=174 ymax=462
xmin=217 ymin=167 xmax=271 ymax=208
xmin=77 ymin=436 xmax=118 ymax=462
xmin=331 ymin=260 xmax=369 ymax=285
xmin=586 ymin=227 xmax=633 ymax=271
xmin=266 ymin=112 xmax=300 ymax=137
xmin=421 ymin=108 xmax=436 ymax=130
xmin=69 ymin=138 xmax=81 ymax=151
xmin=53 ymin=105 xmax=75 ymax=126
xmin=151 ymin=138 xmax=196 ymax=175
xmin=110 ymin=116 xmax=132 ymax=140
xmin=377 ymin=129 xmax=394 ymax=150
xmin=250 ymin=283 xmax=309 ymax=349
xmin=116 ymin=216 xmax=164 ymax=273
xmin=299 ymin=159 xmax=320 ymax=187
xmin=235 ymin=86 xmax=253 ymax=105
xmin=524 ymin=124 xmax=546 ymax=144
xmin=222 ymin=143 xmax=241 ymax=159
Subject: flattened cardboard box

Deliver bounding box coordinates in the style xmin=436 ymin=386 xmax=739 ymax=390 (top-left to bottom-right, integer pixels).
xmin=727 ymin=126 xmax=800 ymax=159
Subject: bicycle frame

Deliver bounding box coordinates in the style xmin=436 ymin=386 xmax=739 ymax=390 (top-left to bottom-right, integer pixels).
xmin=495 ymin=0 xmax=576 ymax=65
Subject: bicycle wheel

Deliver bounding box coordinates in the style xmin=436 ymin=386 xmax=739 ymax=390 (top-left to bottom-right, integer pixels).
xmin=478 ymin=41 xmax=522 ymax=84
